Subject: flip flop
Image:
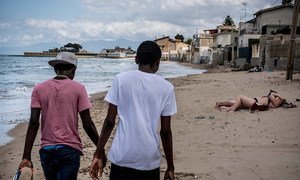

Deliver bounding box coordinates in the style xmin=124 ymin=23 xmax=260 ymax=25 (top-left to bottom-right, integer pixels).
xmin=13 ymin=169 xmax=21 ymax=180
xmin=13 ymin=167 xmax=32 ymax=180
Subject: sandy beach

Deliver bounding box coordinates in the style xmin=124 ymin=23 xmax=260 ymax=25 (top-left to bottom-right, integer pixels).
xmin=1 ymin=66 xmax=300 ymax=180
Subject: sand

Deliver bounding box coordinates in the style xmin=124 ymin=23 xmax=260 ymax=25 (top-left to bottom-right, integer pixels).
xmin=1 ymin=66 xmax=300 ymax=180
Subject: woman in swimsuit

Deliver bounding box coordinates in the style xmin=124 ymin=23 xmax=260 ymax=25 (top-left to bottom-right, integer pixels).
xmin=215 ymin=90 xmax=286 ymax=112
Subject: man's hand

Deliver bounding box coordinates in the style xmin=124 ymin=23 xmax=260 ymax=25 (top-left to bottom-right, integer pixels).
xmin=19 ymin=159 xmax=33 ymax=170
xmin=89 ymin=155 xmax=107 ymax=180
xmin=164 ymin=167 xmax=175 ymax=180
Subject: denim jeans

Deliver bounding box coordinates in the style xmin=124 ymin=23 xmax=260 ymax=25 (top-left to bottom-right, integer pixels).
xmin=110 ymin=163 xmax=160 ymax=180
xmin=39 ymin=145 xmax=81 ymax=180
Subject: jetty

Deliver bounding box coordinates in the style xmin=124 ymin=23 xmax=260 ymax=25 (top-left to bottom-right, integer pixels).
xmin=24 ymin=51 xmax=99 ymax=58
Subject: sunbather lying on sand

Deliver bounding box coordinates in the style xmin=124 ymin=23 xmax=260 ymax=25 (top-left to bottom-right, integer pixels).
xmin=215 ymin=90 xmax=295 ymax=112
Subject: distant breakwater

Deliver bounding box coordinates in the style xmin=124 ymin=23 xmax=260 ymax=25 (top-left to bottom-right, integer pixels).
xmin=24 ymin=51 xmax=99 ymax=57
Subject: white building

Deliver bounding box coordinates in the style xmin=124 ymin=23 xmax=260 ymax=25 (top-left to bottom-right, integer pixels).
xmin=237 ymin=4 xmax=296 ymax=65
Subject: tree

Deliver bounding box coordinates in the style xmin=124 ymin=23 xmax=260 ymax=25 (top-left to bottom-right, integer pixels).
xmin=64 ymin=43 xmax=82 ymax=52
xmin=184 ymin=38 xmax=192 ymax=45
xmin=282 ymin=0 xmax=293 ymax=5
xmin=175 ymin=34 xmax=184 ymax=42
xmin=223 ymin=15 xmax=235 ymax=26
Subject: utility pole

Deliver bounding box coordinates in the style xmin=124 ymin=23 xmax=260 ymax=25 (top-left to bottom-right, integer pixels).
xmin=286 ymin=0 xmax=300 ymax=80
xmin=242 ymin=2 xmax=247 ymax=22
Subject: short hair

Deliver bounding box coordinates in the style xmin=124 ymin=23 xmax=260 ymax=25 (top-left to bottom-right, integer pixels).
xmin=136 ymin=41 xmax=162 ymax=65
xmin=54 ymin=63 xmax=76 ymax=72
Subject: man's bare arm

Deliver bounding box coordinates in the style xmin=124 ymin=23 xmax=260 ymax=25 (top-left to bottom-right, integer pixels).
xmin=80 ymin=109 xmax=99 ymax=146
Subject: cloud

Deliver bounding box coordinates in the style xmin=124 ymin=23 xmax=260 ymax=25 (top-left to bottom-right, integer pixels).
xmin=20 ymin=34 xmax=44 ymax=41
xmin=24 ymin=18 xmax=184 ymax=42
xmin=21 ymin=35 xmax=32 ymax=41
xmin=0 ymin=37 xmax=10 ymax=43
xmin=0 ymin=0 xmax=278 ymax=47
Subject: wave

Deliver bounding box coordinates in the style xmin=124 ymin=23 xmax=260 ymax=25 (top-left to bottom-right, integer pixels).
xmin=6 ymin=86 xmax=33 ymax=98
xmin=37 ymin=66 xmax=51 ymax=69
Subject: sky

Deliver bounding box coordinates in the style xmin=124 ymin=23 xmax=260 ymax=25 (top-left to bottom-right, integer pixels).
xmin=0 ymin=0 xmax=283 ymax=48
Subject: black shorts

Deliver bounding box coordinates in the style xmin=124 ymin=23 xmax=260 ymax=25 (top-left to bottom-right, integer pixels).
xmin=110 ymin=163 xmax=160 ymax=180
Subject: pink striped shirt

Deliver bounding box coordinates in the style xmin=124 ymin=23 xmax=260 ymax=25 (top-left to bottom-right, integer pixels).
xmin=31 ymin=79 xmax=92 ymax=153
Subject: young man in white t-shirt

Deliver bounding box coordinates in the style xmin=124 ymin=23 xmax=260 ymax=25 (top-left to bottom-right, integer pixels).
xmin=90 ymin=41 xmax=177 ymax=180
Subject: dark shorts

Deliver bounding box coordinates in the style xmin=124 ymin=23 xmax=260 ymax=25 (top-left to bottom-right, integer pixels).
xmin=39 ymin=145 xmax=81 ymax=180
xmin=110 ymin=163 xmax=160 ymax=180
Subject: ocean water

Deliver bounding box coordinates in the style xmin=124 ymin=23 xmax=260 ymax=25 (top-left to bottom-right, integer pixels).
xmin=0 ymin=55 xmax=205 ymax=146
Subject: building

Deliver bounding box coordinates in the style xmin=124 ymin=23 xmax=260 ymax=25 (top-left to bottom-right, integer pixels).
xmin=237 ymin=4 xmax=296 ymax=68
xmin=154 ymin=36 xmax=176 ymax=61
xmin=215 ymin=25 xmax=239 ymax=63
xmin=192 ymin=29 xmax=216 ymax=64
xmin=98 ymin=47 xmax=136 ymax=58
xmin=254 ymin=4 xmax=294 ymax=35
xmin=154 ymin=36 xmax=189 ymax=61
xmin=174 ymin=40 xmax=190 ymax=62
xmin=215 ymin=25 xmax=239 ymax=48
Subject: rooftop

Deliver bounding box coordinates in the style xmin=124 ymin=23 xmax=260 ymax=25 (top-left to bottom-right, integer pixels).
xmin=254 ymin=4 xmax=293 ymax=16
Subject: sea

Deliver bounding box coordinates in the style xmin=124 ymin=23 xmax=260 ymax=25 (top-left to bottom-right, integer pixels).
xmin=0 ymin=55 xmax=205 ymax=146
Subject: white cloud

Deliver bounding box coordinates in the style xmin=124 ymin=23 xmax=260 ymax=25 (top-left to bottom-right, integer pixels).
xmin=0 ymin=0 xmax=278 ymax=47
xmin=24 ymin=18 xmax=184 ymax=42
xmin=21 ymin=35 xmax=32 ymax=41
xmin=19 ymin=34 xmax=44 ymax=44
xmin=34 ymin=34 xmax=44 ymax=40
xmin=0 ymin=37 xmax=10 ymax=43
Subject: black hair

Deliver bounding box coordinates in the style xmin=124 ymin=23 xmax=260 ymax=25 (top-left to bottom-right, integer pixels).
xmin=136 ymin=41 xmax=162 ymax=65
xmin=54 ymin=63 xmax=76 ymax=71
xmin=54 ymin=63 xmax=76 ymax=75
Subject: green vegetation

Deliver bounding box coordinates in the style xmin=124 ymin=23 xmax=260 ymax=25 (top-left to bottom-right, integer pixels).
xmin=64 ymin=43 xmax=82 ymax=52
xmin=282 ymin=0 xmax=293 ymax=5
xmin=184 ymin=38 xmax=192 ymax=45
xmin=175 ymin=34 xmax=185 ymax=42
xmin=223 ymin=15 xmax=235 ymax=26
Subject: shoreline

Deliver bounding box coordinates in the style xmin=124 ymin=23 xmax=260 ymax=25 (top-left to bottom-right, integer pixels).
xmin=0 ymin=61 xmax=206 ymax=148
xmin=1 ymin=68 xmax=300 ymax=179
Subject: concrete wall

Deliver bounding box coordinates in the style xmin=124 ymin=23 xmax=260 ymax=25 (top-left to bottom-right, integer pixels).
xmin=215 ymin=32 xmax=238 ymax=47
xmin=239 ymin=22 xmax=255 ymax=32
xmin=256 ymin=7 xmax=293 ymax=34
xmin=259 ymin=34 xmax=300 ymax=71
xmin=211 ymin=49 xmax=224 ymax=65
xmin=238 ymin=34 xmax=261 ymax=47
xmin=216 ymin=33 xmax=231 ymax=47
xmin=175 ymin=42 xmax=189 ymax=51
xmin=252 ymin=44 xmax=260 ymax=58
xmin=200 ymin=36 xmax=214 ymax=47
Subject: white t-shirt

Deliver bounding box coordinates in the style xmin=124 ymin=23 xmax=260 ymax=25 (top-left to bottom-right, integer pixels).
xmin=105 ymin=70 xmax=177 ymax=170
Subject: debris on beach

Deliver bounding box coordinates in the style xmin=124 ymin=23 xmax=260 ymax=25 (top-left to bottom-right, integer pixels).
xmin=195 ymin=115 xmax=205 ymax=120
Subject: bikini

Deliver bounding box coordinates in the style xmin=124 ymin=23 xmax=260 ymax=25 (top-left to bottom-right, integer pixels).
xmin=251 ymin=96 xmax=271 ymax=111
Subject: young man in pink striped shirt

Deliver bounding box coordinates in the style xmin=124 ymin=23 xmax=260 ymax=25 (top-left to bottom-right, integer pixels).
xmin=19 ymin=52 xmax=100 ymax=179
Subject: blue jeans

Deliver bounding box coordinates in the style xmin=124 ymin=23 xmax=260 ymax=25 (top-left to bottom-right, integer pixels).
xmin=39 ymin=145 xmax=81 ymax=180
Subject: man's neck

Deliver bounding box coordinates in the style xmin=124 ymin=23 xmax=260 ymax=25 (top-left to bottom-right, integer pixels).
xmin=138 ymin=65 xmax=156 ymax=74
xmin=54 ymin=74 xmax=70 ymax=80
